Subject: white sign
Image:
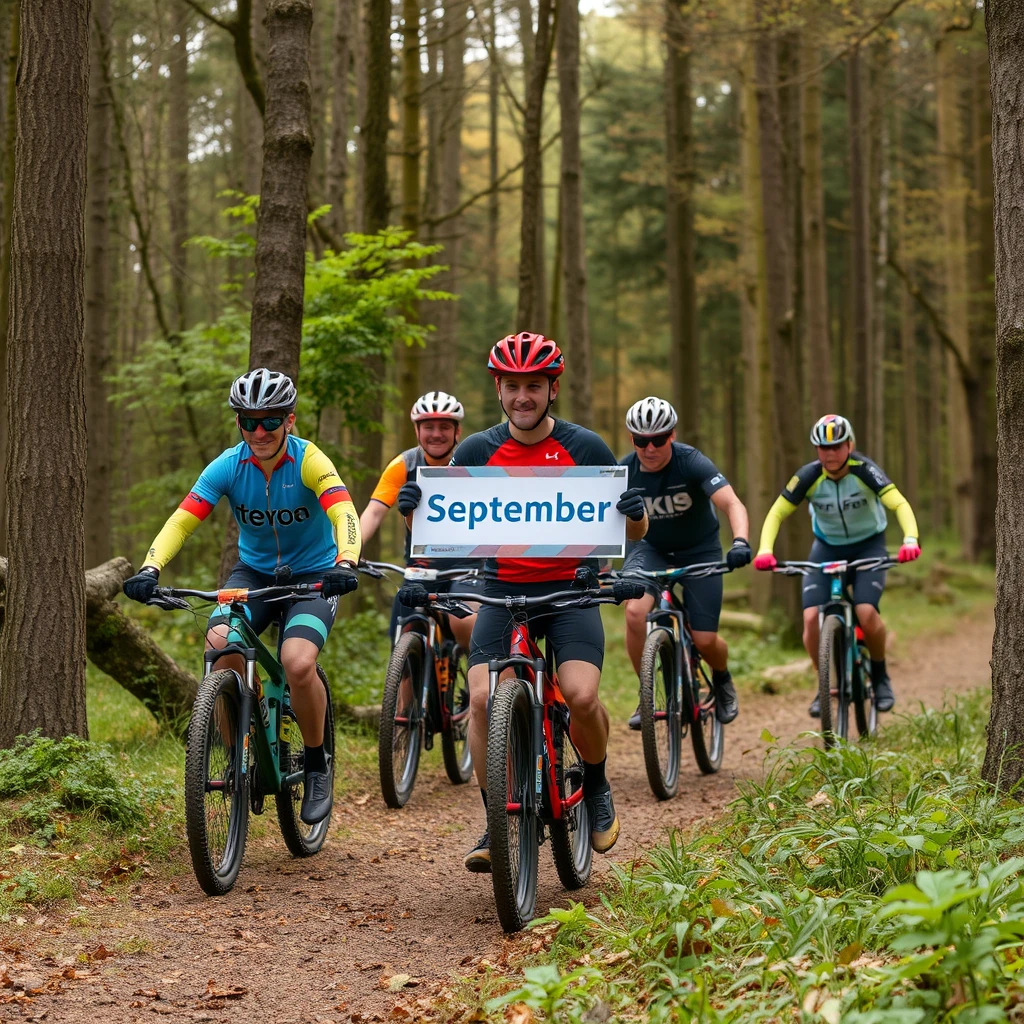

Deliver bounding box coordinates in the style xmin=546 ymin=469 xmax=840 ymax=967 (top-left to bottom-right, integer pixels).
xmin=410 ymin=465 xmax=628 ymax=558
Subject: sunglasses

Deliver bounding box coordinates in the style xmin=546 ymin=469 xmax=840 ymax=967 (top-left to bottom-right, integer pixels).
xmin=238 ymin=414 xmax=286 ymax=433
xmin=632 ymin=432 xmax=672 ymax=449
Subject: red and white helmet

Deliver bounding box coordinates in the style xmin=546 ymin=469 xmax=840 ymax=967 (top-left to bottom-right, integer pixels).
xmin=487 ymin=332 xmax=564 ymax=378
xmin=410 ymin=391 xmax=464 ymax=422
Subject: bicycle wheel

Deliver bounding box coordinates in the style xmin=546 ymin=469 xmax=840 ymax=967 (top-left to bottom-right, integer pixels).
xmin=853 ymin=645 xmax=877 ymax=738
xmin=184 ymin=669 xmax=249 ymax=896
xmin=818 ymin=616 xmax=848 ymax=748
xmin=548 ymin=704 xmax=592 ymax=891
xmin=440 ymin=642 xmax=473 ymax=785
xmin=639 ymin=628 xmax=681 ymax=800
xmin=689 ymin=657 xmax=724 ymax=774
xmin=487 ymin=679 xmax=539 ymax=933
xmin=379 ymin=631 xmax=425 ymax=808
xmin=276 ymin=665 xmax=335 ymax=856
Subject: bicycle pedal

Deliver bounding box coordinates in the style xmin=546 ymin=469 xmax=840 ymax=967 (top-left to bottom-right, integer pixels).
xmin=424 ymin=732 xmax=434 ymax=752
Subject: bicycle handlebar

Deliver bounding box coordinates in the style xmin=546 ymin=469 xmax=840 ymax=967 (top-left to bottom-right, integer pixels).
xmin=770 ymin=556 xmax=900 ymax=577
xmin=148 ymin=581 xmax=325 ymax=611
xmin=609 ymin=560 xmax=733 ymax=582
xmin=358 ymin=559 xmax=480 ymax=583
xmin=432 ymin=580 xmax=643 ymax=612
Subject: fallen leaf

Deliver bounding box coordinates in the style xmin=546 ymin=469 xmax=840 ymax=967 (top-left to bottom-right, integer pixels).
xmin=387 ymin=975 xmax=413 ymax=993
xmin=710 ymin=898 xmax=735 ymax=918
xmin=202 ymin=979 xmax=247 ymax=1000
xmin=806 ymin=790 xmax=833 ymax=809
xmin=88 ymin=945 xmax=114 ymax=962
xmin=820 ymin=998 xmax=842 ymax=1024
xmin=837 ymin=941 xmax=863 ymax=966
xmin=132 ymin=988 xmax=159 ymax=998
xmin=505 ymin=1004 xmax=534 ymax=1024
xmin=354 ymin=794 xmax=371 ymax=806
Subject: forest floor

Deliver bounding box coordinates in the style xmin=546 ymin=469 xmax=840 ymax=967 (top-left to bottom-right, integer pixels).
xmin=0 ymin=599 xmax=994 ymax=1024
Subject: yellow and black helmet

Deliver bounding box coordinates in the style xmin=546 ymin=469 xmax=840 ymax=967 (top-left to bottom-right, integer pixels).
xmin=809 ymin=414 xmax=854 ymax=447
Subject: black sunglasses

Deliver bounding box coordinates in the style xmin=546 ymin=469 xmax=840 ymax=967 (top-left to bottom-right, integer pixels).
xmin=238 ymin=414 xmax=286 ymax=433
xmin=632 ymin=432 xmax=672 ymax=449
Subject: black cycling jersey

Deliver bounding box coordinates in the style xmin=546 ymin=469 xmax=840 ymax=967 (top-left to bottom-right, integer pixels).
xmin=619 ymin=442 xmax=728 ymax=554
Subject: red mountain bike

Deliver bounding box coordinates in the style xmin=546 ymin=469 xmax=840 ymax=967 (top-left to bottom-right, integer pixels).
xmin=428 ymin=572 xmax=643 ymax=933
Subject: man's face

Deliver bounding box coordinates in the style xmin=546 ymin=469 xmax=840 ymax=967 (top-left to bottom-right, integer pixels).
xmin=238 ymin=411 xmax=294 ymax=461
xmin=816 ymin=439 xmax=853 ymax=474
xmin=497 ymin=374 xmax=558 ymax=430
xmin=633 ymin=429 xmax=676 ymax=471
xmin=416 ymin=418 xmax=459 ymax=460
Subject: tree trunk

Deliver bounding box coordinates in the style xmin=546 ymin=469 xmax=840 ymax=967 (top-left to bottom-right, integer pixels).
xmin=362 ymin=0 xmax=390 ymax=234
xmin=326 ymin=0 xmax=352 ymax=238
xmin=557 ymin=0 xmax=591 ymax=426
xmin=486 ymin=0 xmax=500 ymax=336
xmin=928 ymin=325 xmax=946 ymax=532
xmin=799 ymin=16 xmax=832 ymax=418
xmin=848 ymin=46 xmax=874 ymax=444
xmin=515 ymin=0 xmax=554 ymax=331
xmin=249 ymin=0 xmax=313 ymax=379
xmin=239 ymin=0 xmax=265 ymax=197
xmin=664 ymin=0 xmax=698 ymax=443
xmin=0 ymin=2 xmax=17 ymax=558
xmin=168 ymin=5 xmax=189 ymax=331
xmin=85 ymin=0 xmax=112 ymax=569
xmin=936 ymin=31 xmax=974 ymax=558
xmin=0 ymin=0 xmax=90 ymax=743
xmin=868 ymin=44 xmax=888 ymax=458
xmin=982 ymin=0 xmax=1024 ymax=788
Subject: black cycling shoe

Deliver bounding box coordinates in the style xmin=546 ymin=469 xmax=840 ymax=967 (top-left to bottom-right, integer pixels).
xmin=584 ymin=783 xmax=620 ymax=854
xmin=464 ymin=831 xmax=491 ymax=873
xmin=300 ymin=766 xmax=334 ymax=825
xmin=628 ymin=704 xmax=642 ymax=731
xmin=808 ymin=695 xmax=821 ymax=718
xmin=873 ymin=676 xmax=895 ymax=713
xmin=714 ymin=673 xmax=739 ymax=724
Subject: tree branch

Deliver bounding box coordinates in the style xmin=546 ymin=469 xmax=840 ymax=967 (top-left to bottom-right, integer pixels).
xmin=178 ymin=0 xmax=233 ymax=32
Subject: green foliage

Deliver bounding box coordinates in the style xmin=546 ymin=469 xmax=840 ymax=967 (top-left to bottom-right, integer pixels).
xmin=474 ymin=693 xmax=1024 ymax=1023
xmin=317 ymin=608 xmax=392 ymax=707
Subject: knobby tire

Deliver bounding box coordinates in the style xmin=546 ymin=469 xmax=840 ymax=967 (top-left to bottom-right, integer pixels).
xmin=639 ymin=628 xmax=681 ymax=800
xmin=379 ymin=631 xmax=425 ymax=808
xmin=853 ymin=645 xmax=877 ymax=739
xmin=440 ymin=643 xmax=473 ymax=785
xmin=818 ymin=616 xmax=848 ymax=748
xmin=689 ymin=657 xmax=724 ymax=774
xmin=548 ymin=704 xmax=592 ymax=890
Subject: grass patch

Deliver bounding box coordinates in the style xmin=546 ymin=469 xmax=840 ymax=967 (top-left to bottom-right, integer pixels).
xmin=467 ymin=691 xmax=1024 ymax=1023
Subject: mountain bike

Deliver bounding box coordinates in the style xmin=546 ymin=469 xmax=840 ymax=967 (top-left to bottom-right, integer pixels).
xmin=427 ymin=572 xmax=643 ymax=933
xmin=361 ymin=561 xmax=477 ymax=808
xmin=770 ymin=556 xmax=899 ymax=748
xmin=149 ymin=576 xmax=340 ymax=896
xmin=617 ymin=561 xmax=732 ymax=800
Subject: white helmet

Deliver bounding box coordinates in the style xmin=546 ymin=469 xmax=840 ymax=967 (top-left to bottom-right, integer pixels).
xmin=229 ymin=368 xmax=297 ymax=412
xmin=625 ymin=396 xmax=678 ymax=436
xmin=809 ymin=414 xmax=854 ymax=447
xmin=410 ymin=391 xmax=464 ymax=422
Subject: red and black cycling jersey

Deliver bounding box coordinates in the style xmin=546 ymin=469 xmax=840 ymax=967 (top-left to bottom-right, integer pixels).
xmin=450 ymin=419 xmax=618 ymax=583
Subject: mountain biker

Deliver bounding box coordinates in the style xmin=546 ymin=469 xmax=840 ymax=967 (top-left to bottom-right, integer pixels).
xmin=359 ymin=391 xmax=479 ymax=649
xmin=753 ymin=414 xmax=921 ymax=716
xmin=396 ymin=333 xmax=649 ymax=872
xmin=619 ymin=397 xmax=750 ymax=729
xmin=122 ymin=368 xmax=361 ymax=825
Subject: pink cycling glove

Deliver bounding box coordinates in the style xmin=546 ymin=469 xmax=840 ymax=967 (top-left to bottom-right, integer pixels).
xmin=753 ymin=553 xmax=777 ymax=571
xmin=898 ymin=541 xmax=921 ymax=563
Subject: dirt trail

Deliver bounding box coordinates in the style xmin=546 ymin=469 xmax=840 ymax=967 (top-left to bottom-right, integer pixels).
xmin=0 ymin=608 xmax=993 ymax=1023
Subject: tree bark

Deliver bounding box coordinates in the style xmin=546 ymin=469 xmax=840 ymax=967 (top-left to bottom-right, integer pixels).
xmin=249 ymin=0 xmax=313 ymax=380
xmin=848 ymin=46 xmax=873 ymax=444
xmin=326 ymin=0 xmax=352 ymax=238
xmin=487 ymin=0 xmax=500 ymax=333
xmin=515 ymin=0 xmax=554 ymax=331
xmin=664 ymin=0 xmax=697 ymax=442
xmin=867 ymin=43 xmax=888 ymax=459
xmin=936 ymin=31 xmax=974 ymax=558
xmin=85 ymin=0 xmax=112 ymax=569
xmin=168 ymin=5 xmax=190 ymax=331
xmin=0 ymin=2 xmax=17 ymax=558
xmin=0 ymin=0 xmax=90 ymax=743
xmin=362 ymin=0 xmax=391 ymax=234
xmin=982 ymin=0 xmax=1024 ymax=788
xmin=557 ymin=0 xmax=591 ymax=426
xmin=799 ymin=15 xmax=832 ymax=419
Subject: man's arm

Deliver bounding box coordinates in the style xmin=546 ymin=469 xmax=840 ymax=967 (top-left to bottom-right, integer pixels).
xmin=360 ymin=499 xmax=390 ymax=546
xmin=300 ymin=442 xmax=361 ymax=564
xmin=756 ymin=495 xmax=798 ymax=555
xmin=710 ymin=484 xmax=749 ymax=542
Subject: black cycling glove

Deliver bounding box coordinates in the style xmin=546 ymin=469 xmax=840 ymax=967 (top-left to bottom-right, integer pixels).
xmin=726 ymin=538 xmax=752 ymax=570
xmin=612 ymin=579 xmax=646 ymax=604
xmin=123 ymin=566 xmax=160 ymax=604
xmin=321 ymin=566 xmax=359 ymax=598
xmin=616 ymin=487 xmax=647 ymax=522
xmin=397 ymin=583 xmax=429 ymax=607
xmin=397 ymin=481 xmax=422 ymax=517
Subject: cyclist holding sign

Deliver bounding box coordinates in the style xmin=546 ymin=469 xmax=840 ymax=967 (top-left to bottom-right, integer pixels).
xmin=397 ymin=333 xmax=649 ymax=871
xmin=620 ymin=397 xmax=750 ymax=728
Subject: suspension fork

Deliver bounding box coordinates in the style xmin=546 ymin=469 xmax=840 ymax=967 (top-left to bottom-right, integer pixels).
xmin=235 ymin=657 xmax=256 ymax=793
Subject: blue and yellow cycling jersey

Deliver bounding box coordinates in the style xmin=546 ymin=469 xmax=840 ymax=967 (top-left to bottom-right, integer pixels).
xmin=757 ymin=452 xmax=919 ymax=553
xmin=142 ymin=435 xmax=360 ymax=575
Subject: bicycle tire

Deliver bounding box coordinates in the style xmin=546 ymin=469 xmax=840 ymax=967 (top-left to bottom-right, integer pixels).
xmin=184 ymin=669 xmax=250 ymax=896
xmin=548 ymin=704 xmax=592 ymax=890
xmin=379 ymin=631 xmax=425 ymax=808
xmin=689 ymin=657 xmax=724 ymax=774
xmin=440 ymin=643 xmax=473 ymax=785
xmin=818 ymin=616 xmax=848 ymax=748
xmin=487 ymin=679 xmax=538 ymax=933
xmin=639 ymin=628 xmax=681 ymax=800
xmin=276 ymin=665 xmax=335 ymax=856
xmin=853 ymin=645 xmax=877 ymax=738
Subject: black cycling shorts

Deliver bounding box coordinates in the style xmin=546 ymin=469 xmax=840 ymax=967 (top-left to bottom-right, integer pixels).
xmin=208 ymin=562 xmax=338 ymax=650
xmin=622 ymin=539 xmax=724 ymax=633
xmin=800 ymin=533 xmax=888 ymax=611
xmin=468 ymin=580 xmax=605 ymax=670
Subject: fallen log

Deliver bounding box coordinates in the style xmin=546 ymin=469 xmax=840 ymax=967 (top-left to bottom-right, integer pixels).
xmin=719 ymin=609 xmax=766 ymax=633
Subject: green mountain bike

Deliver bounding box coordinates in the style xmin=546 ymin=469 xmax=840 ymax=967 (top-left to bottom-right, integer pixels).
xmin=150 ymin=578 xmax=338 ymax=896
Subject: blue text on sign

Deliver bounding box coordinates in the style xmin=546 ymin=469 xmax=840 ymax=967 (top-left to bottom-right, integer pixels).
xmin=426 ymin=492 xmax=613 ymax=530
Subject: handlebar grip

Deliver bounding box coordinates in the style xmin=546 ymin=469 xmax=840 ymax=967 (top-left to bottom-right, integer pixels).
xmin=612 ymin=579 xmax=646 ymax=604
xmin=397 ymin=583 xmax=429 ymax=607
